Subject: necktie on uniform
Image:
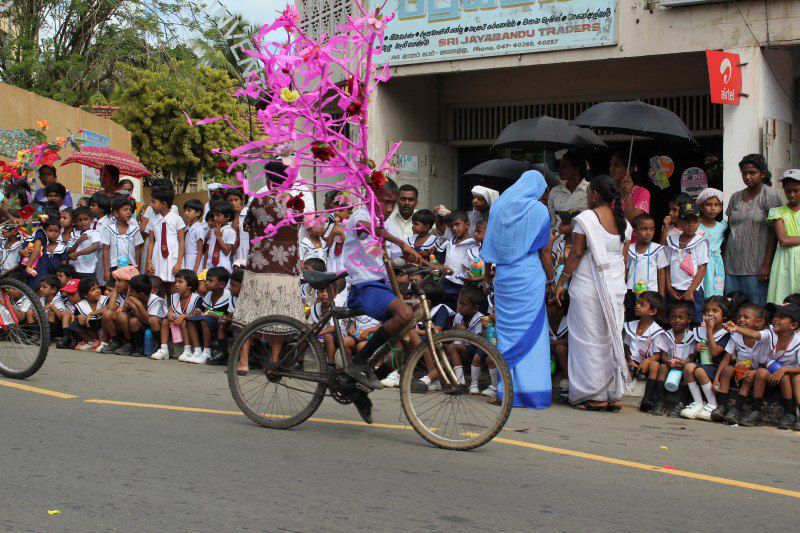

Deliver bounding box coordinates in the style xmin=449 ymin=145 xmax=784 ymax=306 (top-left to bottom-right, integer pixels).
xmin=161 ymin=220 xmax=169 ymax=258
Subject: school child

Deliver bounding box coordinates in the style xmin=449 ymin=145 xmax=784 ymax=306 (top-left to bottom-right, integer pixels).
xmin=300 ymin=216 xmax=329 ymax=268
xmin=19 ymin=210 xmax=50 ymax=284
xmin=182 ymin=199 xmax=205 ymax=271
xmin=70 ymin=276 xmax=107 ymax=350
xmin=209 ymin=268 xmax=241 ymax=366
xmin=225 ymin=188 xmax=249 ymax=264
xmin=665 ymin=201 xmax=709 ymax=323
xmin=38 ymin=274 xmax=65 ymax=338
xmin=439 ymin=210 xmax=479 ymax=310
xmin=696 ymin=188 xmax=727 ymax=297
xmin=102 ymin=195 xmax=143 ymax=282
xmin=98 ymin=266 xmax=139 ymax=353
xmin=154 ymin=270 xmax=199 ymax=361
xmin=767 ymin=169 xmax=800 ymax=303
xmin=204 ymin=201 xmax=236 ymax=272
xmin=660 ymin=193 xmax=688 ymax=244
xmin=119 ymin=274 xmax=168 ymax=357
xmin=67 ymin=207 xmax=101 ymax=279
xmin=146 ymin=188 xmax=185 ymax=287
xmin=54 ymin=264 xmax=77 ymax=289
xmin=625 ymin=214 xmax=667 ymax=320
xmin=406 ymin=209 xmax=445 ymax=257
xmin=654 ymin=301 xmax=698 ymax=416
xmin=186 ymin=266 xmax=232 ymax=364
xmin=56 ymin=278 xmax=81 ymax=349
xmin=88 ymin=192 xmax=113 ymax=284
xmin=622 ymin=291 xmax=666 ymax=412
xmin=26 ymin=218 xmax=67 ymax=290
xmin=44 ymin=182 xmax=68 ymax=210
xmin=301 ymin=258 xmax=326 ymax=309
xmin=59 ymin=208 xmax=77 ymax=249
xmin=200 ymin=209 xmax=214 ymax=266
xmin=445 ymin=285 xmax=493 ymax=396
xmin=724 ymin=302 xmax=800 ymax=428
xmin=308 ymin=280 xmax=353 ymax=372
xmin=76 ymin=197 xmax=89 ymax=209
xmin=226 ymin=267 xmax=243 ymax=321
xmin=0 ymin=223 xmax=22 ymax=276
xmin=680 ymin=296 xmax=732 ymax=420
xmin=324 ymin=200 xmax=352 ymax=274
xmin=7 ymin=286 xmax=35 ymax=326
xmin=118 ymin=178 xmax=135 ymax=195
xmin=712 ymin=303 xmax=768 ymax=424
xmin=465 ymin=217 xmax=487 ymax=285
xmin=547 ymin=293 xmax=569 ymax=402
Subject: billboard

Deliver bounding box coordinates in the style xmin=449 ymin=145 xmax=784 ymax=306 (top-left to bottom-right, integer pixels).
xmin=384 ymin=0 xmax=616 ymax=66
xmin=79 ymin=130 xmax=110 ymax=196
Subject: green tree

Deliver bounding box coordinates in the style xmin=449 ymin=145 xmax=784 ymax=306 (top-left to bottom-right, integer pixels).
xmin=111 ymin=63 xmax=249 ymax=192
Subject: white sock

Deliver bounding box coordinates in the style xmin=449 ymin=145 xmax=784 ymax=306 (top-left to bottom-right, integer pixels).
xmin=454 ymin=365 xmax=464 ymax=385
xmin=420 ymin=375 xmax=432 ymax=385
xmin=193 ymin=347 xmax=202 ymax=357
xmin=489 ymin=368 xmax=499 ymax=389
xmin=182 ymin=345 xmax=192 ymax=356
xmin=701 ymin=382 xmax=717 ymax=407
xmin=687 ymin=381 xmax=703 ymax=403
xmin=160 ymin=344 xmax=168 ymax=351
xmin=470 ymin=365 xmax=481 ymax=387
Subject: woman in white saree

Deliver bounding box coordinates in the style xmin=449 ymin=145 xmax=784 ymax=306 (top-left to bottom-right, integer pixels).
xmin=554 ymin=175 xmax=632 ymax=411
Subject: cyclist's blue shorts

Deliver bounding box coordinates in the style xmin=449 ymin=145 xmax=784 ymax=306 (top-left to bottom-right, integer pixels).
xmin=348 ymin=280 xmax=397 ymax=322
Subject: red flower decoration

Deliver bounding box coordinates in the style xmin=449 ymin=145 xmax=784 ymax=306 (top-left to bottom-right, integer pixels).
xmin=286 ymin=194 xmax=305 ymax=212
xmin=37 ymin=149 xmax=60 ymax=167
xmin=369 ymin=170 xmax=386 ymax=189
xmin=310 ymin=141 xmax=334 ymax=162
xmin=0 ymin=161 xmax=19 ymax=181
xmin=218 ymin=160 xmax=228 ymax=171
xmin=346 ymin=101 xmax=362 ymax=116
xmin=17 ymin=205 xmax=35 ymax=220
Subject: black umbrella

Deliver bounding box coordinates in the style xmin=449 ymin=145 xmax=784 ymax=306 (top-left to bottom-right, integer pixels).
xmin=493 ymin=116 xmax=606 ymax=152
xmin=571 ymin=100 xmax=696 ymax=143
xmin=464 ymin=159 xmax=560 ymax=188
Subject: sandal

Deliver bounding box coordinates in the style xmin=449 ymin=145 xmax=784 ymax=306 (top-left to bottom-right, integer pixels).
xmin=236 ymin=369 xmax=248 ymax=376
xmin=573 ymin=401 xmax=607 ymax=411
xmin=607 ymin=402 xmax=623 ymax=413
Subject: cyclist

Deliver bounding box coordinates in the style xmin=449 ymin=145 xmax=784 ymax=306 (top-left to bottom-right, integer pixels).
xmin=343 ymin=178 xmax=422 ymax=423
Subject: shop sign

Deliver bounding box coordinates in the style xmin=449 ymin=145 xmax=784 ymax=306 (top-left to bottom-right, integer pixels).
xmin=706 ymin=50 xmax=742 ymax=106
xmin=648 ymin=155 xmax=674 ymax=190
xmin=384 ymin=0 xmax=616 ymax=66
xmin=681 ymin=167 xmax=708 ymax=198
xmin=79 ymin=131 xmax=110 ymax=195
xmin=398 ymin=154 xmax=419 ymax=174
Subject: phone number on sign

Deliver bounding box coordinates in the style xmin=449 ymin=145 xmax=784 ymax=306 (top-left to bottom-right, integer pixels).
xmin=391 ymin=40 xmax=561 ymax=61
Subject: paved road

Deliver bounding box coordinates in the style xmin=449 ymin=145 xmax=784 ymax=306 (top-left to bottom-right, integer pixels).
xmin=2 ymin=349 xmax=799 ymax=531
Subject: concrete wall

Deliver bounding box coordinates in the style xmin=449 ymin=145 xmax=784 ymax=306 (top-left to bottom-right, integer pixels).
xmin=390 ymin=0 xmax=800 ymax=77
xmin=0 ymin=83 xmax=132 ymax=198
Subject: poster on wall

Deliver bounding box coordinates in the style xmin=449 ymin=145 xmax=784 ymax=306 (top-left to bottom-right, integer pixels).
xmin=79 ymin=130 xmax=110 ymax=195
xmin=648 ymin=155 xmax=674 ymax=190
xmin=385 ymin=0 xmax=616 ymax=66
xmin=681 ymin=167 xmax=708 ymax=198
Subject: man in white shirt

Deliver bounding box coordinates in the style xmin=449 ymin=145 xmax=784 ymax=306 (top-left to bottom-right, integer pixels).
xmin=386 ymin=184 xmax=418 ymax=241
xmin=548 ymin=150 xmax=589 ymax=231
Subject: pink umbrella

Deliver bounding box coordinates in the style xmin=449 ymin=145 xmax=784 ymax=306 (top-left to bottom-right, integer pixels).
xmin=61 ymin=146 xmax=152 ymax=178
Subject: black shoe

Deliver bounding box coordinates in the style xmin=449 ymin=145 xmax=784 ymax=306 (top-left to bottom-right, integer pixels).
xmin=102 ymin=340 xmax=122 ymax=354
xmin=56 ymin=336 xmax=69 ymax=350
xmin=711 ymin=404 xmax=728 ymax=422
xmin=651 ymin=401 xmax=666 ymax=416
xmin=777 ymin=413 xmax=797 ymax=430
xmin=724 ymin=406 xmax=740 ymax=425
xmin=114 ymin=342 xmax=134 ymax=356
xmin=739 ymin=410 xmax=762 ymax=427
xmin=639 ymin=399 xmax=653 ymax=412
xmin=410 ymin=379 xmax=429 ymax=393
xmin=793 ymin=419 xmax=800 ymax=432
xmin=667 ymin=402 xmax=684 ymax=418
xmin=352 ymin=391 xmax=373 ymax=424
xmin=344 ymin=362 xmax=384 ymax=390
xmin=326 ymin=363 xmax=337 ymax=374
xmin=207 ymin=350 xmax=228 ymax=366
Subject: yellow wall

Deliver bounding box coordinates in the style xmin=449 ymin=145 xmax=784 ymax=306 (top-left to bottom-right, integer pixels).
xmin=0 ymin=83 xmax=132 ymax=198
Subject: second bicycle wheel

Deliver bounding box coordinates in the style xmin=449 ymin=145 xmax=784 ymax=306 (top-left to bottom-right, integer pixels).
xmin=0 ymin=276 xmax=50 ymax=379
xmin=400 ymin=330 xmax=513 ymax=450
xmin=228 ymin=315 xmax=327 ymax=429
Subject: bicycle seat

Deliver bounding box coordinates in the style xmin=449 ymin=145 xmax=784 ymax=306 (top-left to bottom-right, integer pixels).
xmin=302 ymin=270 xmax=348 ymax=290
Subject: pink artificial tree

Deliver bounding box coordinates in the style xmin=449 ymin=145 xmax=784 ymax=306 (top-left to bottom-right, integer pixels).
xmin=187 ymin=1 xmax=399 ymax=257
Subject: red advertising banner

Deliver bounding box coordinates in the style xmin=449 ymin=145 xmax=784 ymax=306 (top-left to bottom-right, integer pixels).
xmin=706 ymin=50 xmax=742 ymax=106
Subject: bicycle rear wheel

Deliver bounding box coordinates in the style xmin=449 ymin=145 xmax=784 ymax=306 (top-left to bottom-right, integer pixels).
xmin=400 ymin=330 xmax=513 ymax=450
xmin=0 ymin=277 xmax=50 ymax=379
xmin=228 ymin=315 xmax=327 ymax=429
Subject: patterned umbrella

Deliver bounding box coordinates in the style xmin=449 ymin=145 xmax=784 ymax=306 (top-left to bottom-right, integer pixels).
xmin=0 ymin=129 xmax=37 ymax=158
xmin=61 ymin=146 xmax=152 ymax=178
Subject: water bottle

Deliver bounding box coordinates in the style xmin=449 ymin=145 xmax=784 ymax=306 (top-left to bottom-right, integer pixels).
xmin=665 ymin=369 xmax=683 ymax=392
xmin=143 ymin=328 xmax=155 ymax=357
xmin=470 ymin=258 xmax=484 ymax=278
xmin=699 ymin=340 xmax=712 ymax=365
xmin=429 ymin=254 xmax=440 ymax=281
xmin=484 ymin=318 xmax=497 ymax=347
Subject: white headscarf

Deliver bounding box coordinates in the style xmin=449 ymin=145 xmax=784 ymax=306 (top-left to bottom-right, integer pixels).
xmin=695 ymin=188 xmax=724 ymax=205
xmin=471 ymin=185 xmax=499 ymax=206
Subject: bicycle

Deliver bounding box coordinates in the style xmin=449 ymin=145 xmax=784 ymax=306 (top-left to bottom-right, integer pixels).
xmin=228 ymin=264 xmax=513 ymax=450
xmin=0 ymin=220 xmax=51 ymax=379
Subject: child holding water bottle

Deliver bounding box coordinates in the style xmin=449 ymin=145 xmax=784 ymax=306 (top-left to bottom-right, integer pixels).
xmin=680 ymin=297 xmax=732 ymax=421
xmin=654 ymin=302 xmax=698 ymax=416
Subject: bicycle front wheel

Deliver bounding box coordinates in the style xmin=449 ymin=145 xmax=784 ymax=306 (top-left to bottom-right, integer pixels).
xmin=400 ymin=330 xmax=513 ymax=450
xmin=0 ymin=276 xmax=50 ymax=379
xmin=228 ymin=315 xmax=327 ymax=429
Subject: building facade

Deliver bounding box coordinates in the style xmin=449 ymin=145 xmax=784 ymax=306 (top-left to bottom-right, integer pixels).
xmin=299 ymin=0 xmax=800 ymax=214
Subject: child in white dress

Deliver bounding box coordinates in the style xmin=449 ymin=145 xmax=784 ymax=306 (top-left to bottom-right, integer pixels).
xmin=204 ymin=200 xmax=236 ymax=272
xmin=182 ymin=199 xmax=205 ymax=271
xmin=225 ymin=188 xmax=250 ymax=264
xmin=146 ymin=188 xmax=185 ymax=287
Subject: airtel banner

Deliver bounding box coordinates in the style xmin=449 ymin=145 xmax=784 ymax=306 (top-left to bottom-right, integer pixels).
xmin=706 ymin=50 xmax=742 ymax=106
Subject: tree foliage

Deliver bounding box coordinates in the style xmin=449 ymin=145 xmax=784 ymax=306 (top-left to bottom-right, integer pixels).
xmin=111 ymin=63 xmax=249 ymax=191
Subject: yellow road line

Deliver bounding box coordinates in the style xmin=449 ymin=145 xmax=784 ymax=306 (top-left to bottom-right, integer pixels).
xmin=0 ymin=379 xmax=77 ymax=399
xmin=79 ymin=398 xmax=800 ymax=500
xmin=490 ymin=436 xmax=800 ymax=500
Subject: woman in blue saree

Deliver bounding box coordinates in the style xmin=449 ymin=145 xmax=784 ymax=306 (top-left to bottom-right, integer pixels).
xmin=482 ymin=170 xmax=554 ymax=408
